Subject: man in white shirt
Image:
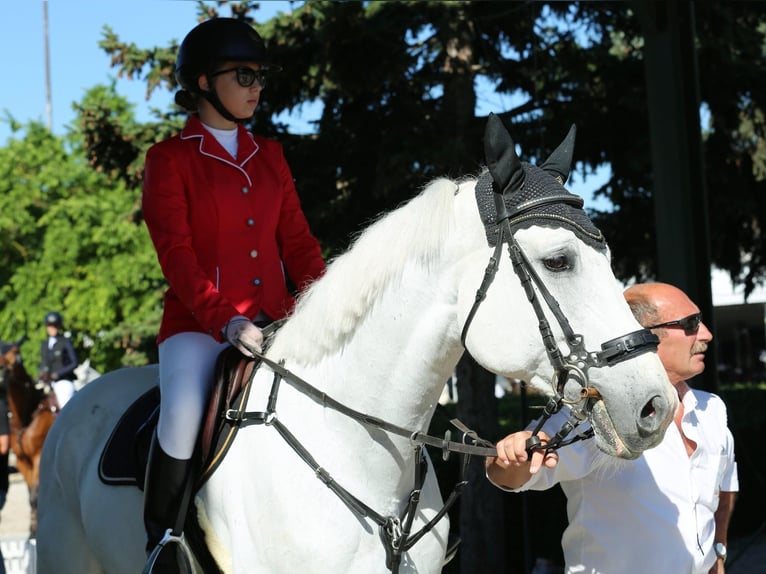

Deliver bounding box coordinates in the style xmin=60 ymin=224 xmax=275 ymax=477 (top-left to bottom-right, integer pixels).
xmin=487 ymin=282 xmax=738 ymax=574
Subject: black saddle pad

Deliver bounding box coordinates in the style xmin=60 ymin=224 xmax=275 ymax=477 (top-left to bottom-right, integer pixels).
xmin=98 ymin=386 xmax=159 ymax=487
xmin=98 ymin=346 xmax=257 ymax=489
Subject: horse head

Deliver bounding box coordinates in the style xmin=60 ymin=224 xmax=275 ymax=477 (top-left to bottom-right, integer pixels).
xmin=458 ymin=113 xmax=676 ymax=459
xmin=2 ymin=343 xmax=46 ymax=426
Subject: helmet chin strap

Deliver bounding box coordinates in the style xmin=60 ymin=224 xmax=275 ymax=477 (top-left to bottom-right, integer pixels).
xmin=201 ymin=86 xmax=251 ymax=123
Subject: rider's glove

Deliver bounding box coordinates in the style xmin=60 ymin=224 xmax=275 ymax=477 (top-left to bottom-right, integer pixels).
xmin=222 ymin=315 xmax=263 ymax=357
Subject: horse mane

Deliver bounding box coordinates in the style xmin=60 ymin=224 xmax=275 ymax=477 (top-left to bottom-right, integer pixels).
xmin=269 ymin=177 xmax=462 ymax=364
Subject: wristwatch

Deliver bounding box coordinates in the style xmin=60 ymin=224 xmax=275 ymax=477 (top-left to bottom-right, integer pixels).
xmin=714 ymin=542 xmax=727 ymax=562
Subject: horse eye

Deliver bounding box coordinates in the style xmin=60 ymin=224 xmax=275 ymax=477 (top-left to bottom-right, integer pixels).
xmin=543 ymin=254 xmax=571 ymax=271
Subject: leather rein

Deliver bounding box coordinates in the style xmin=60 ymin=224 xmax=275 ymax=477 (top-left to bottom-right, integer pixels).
xmin=226 ymin=340 xmax=491 ymax=573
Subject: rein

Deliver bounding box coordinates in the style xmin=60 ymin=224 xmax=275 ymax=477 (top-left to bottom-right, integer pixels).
xmin=226 ymin=343 xmax=494 ymax=573
xmin=460 ymin=192 xmax=659 ymax=453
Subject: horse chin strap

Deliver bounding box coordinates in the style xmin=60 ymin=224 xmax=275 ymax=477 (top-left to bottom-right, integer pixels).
xmin=461 ymin=191 xmax=660 ymax=453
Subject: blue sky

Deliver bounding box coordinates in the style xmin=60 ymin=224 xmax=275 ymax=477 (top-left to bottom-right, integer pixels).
xmin=1 ymin=1 xmax=298 ymax=141
xmin=1 ymin=1 xmax=609 ymax=205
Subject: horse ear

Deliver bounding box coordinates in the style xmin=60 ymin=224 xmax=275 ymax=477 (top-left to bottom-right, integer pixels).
xmin=540 ymin=124 xmax=576 ymax=184
xmin=484 ymin=113 xmax=524 ymax=193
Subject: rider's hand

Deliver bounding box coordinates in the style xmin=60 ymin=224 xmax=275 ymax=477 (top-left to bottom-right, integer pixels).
xmin=222 ymin=315 xmax=263 ymax=357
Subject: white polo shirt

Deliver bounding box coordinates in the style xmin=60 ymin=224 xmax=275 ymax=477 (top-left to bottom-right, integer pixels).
xmin=497 ymin=388 xmax=738 ymax=574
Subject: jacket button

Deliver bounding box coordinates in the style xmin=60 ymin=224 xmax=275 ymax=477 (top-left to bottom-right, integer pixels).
xmin=252 ymin=278 xmax=262 ymax=286
xmin=246 ymin=218 xmax=254 ymax=226
xmin=250 ymin=250 xmax=258 ymax=258
xmin=242 ymin=186 xmax=249 ymax=194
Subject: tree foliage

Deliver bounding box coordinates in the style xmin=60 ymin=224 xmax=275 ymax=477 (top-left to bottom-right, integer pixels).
xmin=93 ymin=1 xmax=766 ymax=296
xmin=1 ymin=2 xmax=764 ymax=570
xmin=0 ymin=88 xmax=165 ymax=369
xmin=1 ymin=0 xmax=765 ymax=397
xmin=0 ymin=0 xmax=763 ymax=446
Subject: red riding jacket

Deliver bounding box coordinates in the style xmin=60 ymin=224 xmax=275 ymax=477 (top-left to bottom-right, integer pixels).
xmin=142 ymin=115 xmax=325 ymax=344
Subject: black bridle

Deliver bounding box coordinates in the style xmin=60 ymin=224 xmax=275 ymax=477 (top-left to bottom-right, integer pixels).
xmin=460 ymin=191 xmax=659 ymax=453
xmin=225 ymin=190 xmax=658 ymax=570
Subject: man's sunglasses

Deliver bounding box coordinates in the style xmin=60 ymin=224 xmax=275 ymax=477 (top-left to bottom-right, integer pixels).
xmin=646 ymin=312 xmax=702 ymax=335
xmin=210 ymin=66 xmax=267 ymax=89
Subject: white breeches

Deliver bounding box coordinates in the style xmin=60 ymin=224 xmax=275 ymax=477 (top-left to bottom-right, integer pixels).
xmin=157 ymin=332 xmax=228 ymax=460
xmin=51 ymin=379 xmax=76 ymax=409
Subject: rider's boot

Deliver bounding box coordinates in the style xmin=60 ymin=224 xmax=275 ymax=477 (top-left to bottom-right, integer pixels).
xmin=142 ymin=431 xmax=194 ymax=574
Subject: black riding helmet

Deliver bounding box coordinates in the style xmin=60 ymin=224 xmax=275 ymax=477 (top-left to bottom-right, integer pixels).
xmin=176 ymin=18 xmax=278 ymax=122
xmin=45 ymin=311 xmax=64 ymax=327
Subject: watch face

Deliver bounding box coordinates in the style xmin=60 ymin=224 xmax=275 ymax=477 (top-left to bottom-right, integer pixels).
xmin=714 ymin=542 xmax=727 ymax=559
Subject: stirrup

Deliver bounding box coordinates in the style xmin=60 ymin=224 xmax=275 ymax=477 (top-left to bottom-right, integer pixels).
xmin=142 ymin=528 xmax=194 ymax=574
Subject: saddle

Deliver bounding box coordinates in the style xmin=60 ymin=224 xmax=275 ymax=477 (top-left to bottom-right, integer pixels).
xmin=98 ymin=345 xmax=257 ymax=489
xmin=97 ymin=346 xmax=258 ymax=574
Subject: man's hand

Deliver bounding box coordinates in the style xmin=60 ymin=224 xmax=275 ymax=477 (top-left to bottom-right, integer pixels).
xmin=708 ymin=557 xmax=724 ymax=574
xmin=486 ymin=430 xmax=559 ymax=490
xmin=491 ymin=430 xmax=559 ymax=474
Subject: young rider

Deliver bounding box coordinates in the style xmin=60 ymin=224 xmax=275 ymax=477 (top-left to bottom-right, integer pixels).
xmin=141 ymin=17 xmax=325 ymax=572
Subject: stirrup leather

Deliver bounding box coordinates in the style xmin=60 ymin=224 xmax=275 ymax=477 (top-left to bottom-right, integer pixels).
xmin=142 ymin=528 xmax=195 ymax=574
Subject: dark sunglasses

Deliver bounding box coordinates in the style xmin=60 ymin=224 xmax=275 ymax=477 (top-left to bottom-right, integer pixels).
xmin=210 ymin=66 xmax=267 ymax=89
xmin=647 ymin=312 xmax=702 ymax=335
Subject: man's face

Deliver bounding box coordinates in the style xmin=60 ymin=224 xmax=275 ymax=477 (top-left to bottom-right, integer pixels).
xmin=652 ymin=291 xmax=713 ymax=385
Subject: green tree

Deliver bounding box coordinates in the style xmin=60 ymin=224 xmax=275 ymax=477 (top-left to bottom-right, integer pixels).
xmin=66 ymin=1 xmax=766 ymax=292
xmin=0 ymin=86 xmax=165 ymax=371
xmin=2 ymin=2 xmax=764 ymax=570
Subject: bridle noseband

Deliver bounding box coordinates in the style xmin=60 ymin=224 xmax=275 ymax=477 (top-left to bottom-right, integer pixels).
xmin=460 ymin=188 xmax=659 ymax=453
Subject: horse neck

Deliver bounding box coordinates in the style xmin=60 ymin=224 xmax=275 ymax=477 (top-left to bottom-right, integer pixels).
xmin=6 ymin=365 xmax=39 ymax=426
xmin=318 ymin=262 xmax=464 ymax=431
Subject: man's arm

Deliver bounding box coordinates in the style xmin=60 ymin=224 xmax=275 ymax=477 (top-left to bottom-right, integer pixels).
xmin=714 ymin=490 xmax=736 ymax=548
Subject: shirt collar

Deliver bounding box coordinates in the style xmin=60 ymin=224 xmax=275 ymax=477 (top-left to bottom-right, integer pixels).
xmin=181 ymin=115 xmax=259 ymax=165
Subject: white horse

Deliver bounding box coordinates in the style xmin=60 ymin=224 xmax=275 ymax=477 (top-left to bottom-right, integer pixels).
xmin=74 ymin=359 xmax=101 ymax=391
xmin=37 ymin=115 xmax=676 ymax=574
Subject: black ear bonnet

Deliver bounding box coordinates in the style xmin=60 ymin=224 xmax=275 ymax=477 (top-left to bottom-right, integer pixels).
xmin=475 ymin=114 xmax=605 ymax=250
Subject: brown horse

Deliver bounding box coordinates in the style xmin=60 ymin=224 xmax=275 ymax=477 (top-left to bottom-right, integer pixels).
xmin=1 ymin=343 xmax=58 ymax=536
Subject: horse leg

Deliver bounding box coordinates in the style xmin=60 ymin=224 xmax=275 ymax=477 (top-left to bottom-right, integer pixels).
xmin=28 ymin=452 xmax=45 ymax=537
xmin=37 ymin=450 xmax=104 ymax=573
xmin=37 ymin=494 xmax=104 ymax=574
xmin=29 ymin=416 xmax=54 ymax=537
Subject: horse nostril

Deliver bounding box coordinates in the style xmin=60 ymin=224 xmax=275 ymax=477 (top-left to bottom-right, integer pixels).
xmin=640 ymin=397 xmax=657 ymax=419
xmin=636 ymin=395 xmax=666 ymax=438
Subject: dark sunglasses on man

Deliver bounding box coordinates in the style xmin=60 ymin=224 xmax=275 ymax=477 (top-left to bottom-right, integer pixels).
xmin=210 ymin=66 xmax=268 ymax=89
xmin=647 ymin=312 xmax=702 ymax=336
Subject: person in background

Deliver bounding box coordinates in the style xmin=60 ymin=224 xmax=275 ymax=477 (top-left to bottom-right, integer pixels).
xmin=0 ymin=340 xmax=11 ymax=514
xmin=140 ymin=17 xmax=325 ymax=574
xmin=37 ymin=311 xmax=78 ymax=409
xmin=487 ymin=282 xmax=738 ymax=574
xmin=0 ymin=338 xmax=29 ymax=574
xmin=0 ymin=341 xmax=11 ymax=574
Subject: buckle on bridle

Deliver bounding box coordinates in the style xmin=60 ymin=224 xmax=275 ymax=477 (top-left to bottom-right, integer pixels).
xmin=594 ymin=329 xmax=659 ymax=367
